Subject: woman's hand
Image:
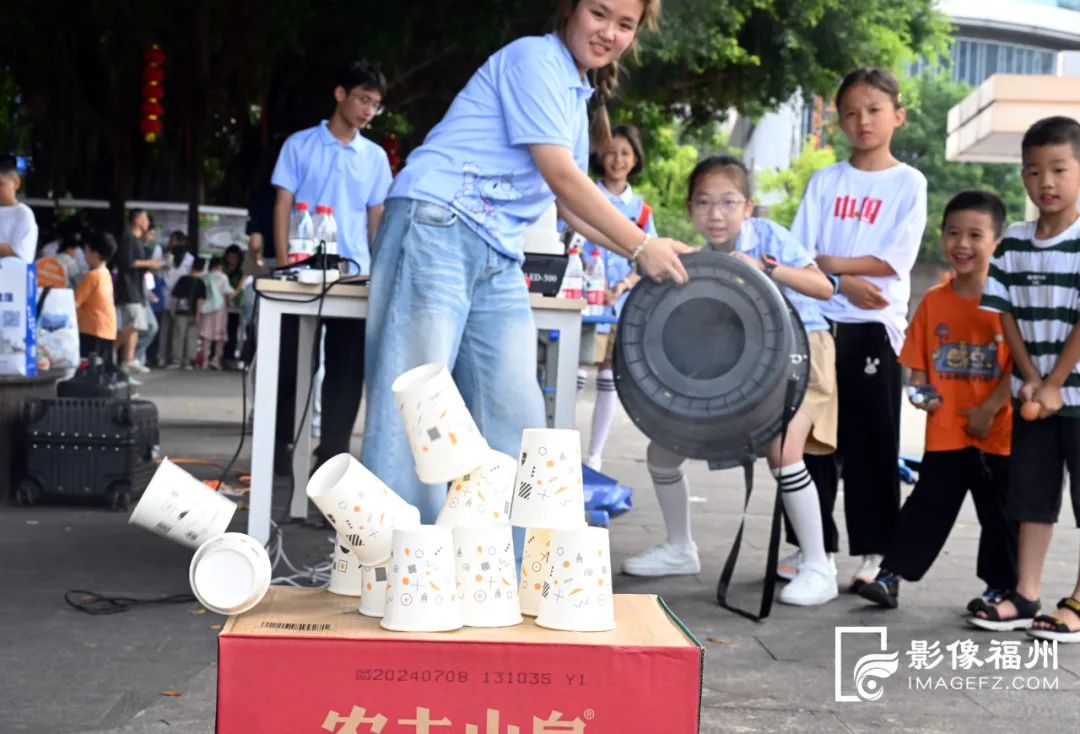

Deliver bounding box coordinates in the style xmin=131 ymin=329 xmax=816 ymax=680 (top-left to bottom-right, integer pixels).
xmin=636 ymin=237 xmax=690 ymax=285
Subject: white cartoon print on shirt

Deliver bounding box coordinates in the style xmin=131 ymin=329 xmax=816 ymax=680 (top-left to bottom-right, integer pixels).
xmin=453 ymin=163 xmax=523 ymax=227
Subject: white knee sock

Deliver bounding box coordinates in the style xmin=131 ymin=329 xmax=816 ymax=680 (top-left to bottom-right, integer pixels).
xmin=774 ymin=461 xmax=829 ymax=568
xmin=577 ymin=367 xmax=588 ymax=396
xmin=648 ymin=460 xmax=693 ymax=548
xmin=588 ymin=369 xmax=617 ymax=458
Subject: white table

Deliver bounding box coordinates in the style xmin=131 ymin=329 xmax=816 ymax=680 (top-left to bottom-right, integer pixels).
xmin=248 ymin=278 xmax=584 ymax=543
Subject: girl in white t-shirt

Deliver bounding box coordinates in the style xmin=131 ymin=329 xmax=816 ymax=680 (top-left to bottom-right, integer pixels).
xmin=789 ymin=68 xmax=928 ymax=592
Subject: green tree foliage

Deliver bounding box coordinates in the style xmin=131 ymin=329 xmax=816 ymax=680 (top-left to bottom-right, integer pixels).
xmin=757 ymin=144 xmax=838 ymax=228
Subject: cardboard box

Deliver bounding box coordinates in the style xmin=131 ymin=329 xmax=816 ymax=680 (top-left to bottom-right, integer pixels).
xmin=218 ymin=587 xmax=703 ymax=733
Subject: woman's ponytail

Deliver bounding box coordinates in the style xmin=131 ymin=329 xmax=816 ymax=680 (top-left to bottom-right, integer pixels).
xmin=590 ymin=63 xmax=620 ymax=153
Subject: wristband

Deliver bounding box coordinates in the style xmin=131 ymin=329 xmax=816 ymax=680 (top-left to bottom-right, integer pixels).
xmin=630 ymin=234 xmax=650 ymax=269
xmin=762 ymin=254 xmax=779 ymax=277
xmin=827 ymin=273 xmax=840 ymax=294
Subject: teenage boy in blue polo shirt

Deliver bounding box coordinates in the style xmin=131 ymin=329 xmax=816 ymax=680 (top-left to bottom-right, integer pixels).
xmin=271 ymin=60 xmax=393 ymax=468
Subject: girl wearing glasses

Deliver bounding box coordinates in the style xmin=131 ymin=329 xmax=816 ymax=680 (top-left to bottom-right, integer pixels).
xmin=622 ymin=155 xmax=841 ymax=607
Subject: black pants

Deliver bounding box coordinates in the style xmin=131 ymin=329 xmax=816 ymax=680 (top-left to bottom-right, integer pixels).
xmin=79 ymin=334 xmax=114 ymax=364
xmin=811 ymin=322 xmax=902 ymax=555
xmin=884 ymin=449 xmax=1017 ymax=590
xmin=225 ymin=312 xmax=241 ymax=362
xmin=273 ymin=315 xmax=366 ymax=467
xmin=784 ymin=453 xmax=840 ymax=553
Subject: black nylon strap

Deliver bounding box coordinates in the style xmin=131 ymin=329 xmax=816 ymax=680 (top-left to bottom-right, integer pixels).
xmin=715 ymin=375 xmax=799 ymax=621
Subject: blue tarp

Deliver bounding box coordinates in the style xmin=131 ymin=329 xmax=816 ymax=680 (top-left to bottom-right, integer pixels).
xmin=582 ymin=465 xmax=633 ymax=528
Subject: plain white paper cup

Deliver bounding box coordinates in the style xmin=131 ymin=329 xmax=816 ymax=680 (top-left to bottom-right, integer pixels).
xmin=381 ymin=526 xmax=463 ymax=632
xmin=328 ymin=535 xmax=365 ymax=597
xmin=189 ymin=533 xmax=272 ymax=616
xmin=307 ymin=454 xmax=419 ymax=566
xmin=453 ymin=525 xmax=522 ymax=628
xmin=358 ymin=565 xmax=388 ymax=618
xmin=518 ymin=528 xmax=554 ymax=616
xmin=535 ymin=527 xmax=615 ymax=632
xmin=392 ymin=363 xmax=490 ymax=484
xmin=436 ymin=449 xmax=516 ymax=528
xmin=509 ymin=429 xmax=586 ymax=530
xmin=129 ymin=458 xmax=237 ymax=549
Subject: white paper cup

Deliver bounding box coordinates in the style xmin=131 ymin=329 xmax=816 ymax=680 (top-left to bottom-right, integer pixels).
xmin=381 ymin=526 xmax=463 ymax=632
xmin=328 ymin=535 xmax=365 ymax=597
xmin=535 ymin=527 xmax=615 ymax=632
xmin=392 ymin=363 xmax=490 ymax=484
xmin=518 ymin=528 xmax=553 ymax=616
xmin=307 ymin=454 xmax=420 ymax=566
xmin=509 ymin=429 xmax=586 ymax=530
xmin=189 ymin=533 xmax=272 ymax=616
xmin=436 ymin=449 xmax=516 ymax=528
xmin=453 ymin=525 xmax=522 ymax=628
xmin=129 ymin=458 xmax=238 ymax=549
xmin=359 ymin=565 xmax=388 ymax=618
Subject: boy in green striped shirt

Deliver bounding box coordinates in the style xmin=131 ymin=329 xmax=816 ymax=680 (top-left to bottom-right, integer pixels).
xmin=971 ymin=116 xmax=1080 ymax=642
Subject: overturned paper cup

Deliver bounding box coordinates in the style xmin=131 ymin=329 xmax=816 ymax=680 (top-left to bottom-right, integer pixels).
xmin=382 ymin=526 xmax=462 ymax=632
xmin=393 ymin=363 xmax=489 ymax=484
xmin=453 ymin=525 xmax=522 ymax=628
xmin=437 ymin=449 xmax=516 ymax=528
xmin=129 ymin=458 xmax=237 ymax=549
xmin=359 ymin=565 xmax=388 ymax=618
xmin=328 ymin=535 xmax=365 ymax=597
xmin=509 ymin=429 xmax=586 ymax=530
xmin=189 ymin=533 xmax=272 ymax=616
xmin=307 ymin=453 xmax=420 ymax=566
xmin=518 ymin=528 xmax=553 ymax=616
xmin=535 ymin=527 xmax=614 ymax=632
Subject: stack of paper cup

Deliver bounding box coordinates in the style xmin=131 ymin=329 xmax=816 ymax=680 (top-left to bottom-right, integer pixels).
xmin=509 ymin=429 xmax=586 ymax=529
xmin=382 ymin=526 xmax=463 ymax=632
xmin=328 ymin=535 xmax=365 ymax=597
xmin=307 ymin=454 xmax=421 ymax=566
xmin=518 ymin=528 xmax=554 ymax=616
xmin=535 ymin=527 xmax=615 ymax=632
xmin=189 ymin=533 xmax=272 ymax=616
xmin=358 ymin=565 xmax=388 ymax=618
xmin=436 ymin=449 xmax=516 ymax=528
xmin=393 ymin=363 xmax=490 ymax=484
xmin=453 ymin=525 xmax=522 ymax=628
xmin=129 ymin=458 xmax=238 ymax=549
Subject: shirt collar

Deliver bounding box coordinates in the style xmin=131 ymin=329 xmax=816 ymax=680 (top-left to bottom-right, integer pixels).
xmin=318 ymin=120 xmax=365 ymax=152
xmin=547 ymin=32 xmax=594 ymax=98
xmin=734 ymin=218 xmax=754 ymax=253
xmin=598 ymin=180 xmax=634 ymax=205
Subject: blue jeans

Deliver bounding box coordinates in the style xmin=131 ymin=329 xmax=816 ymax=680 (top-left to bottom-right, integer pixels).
xmin=361 ymin=198 xmax=546 ymax=522
xmin=135 ymin=301 xmax=159 ymax=364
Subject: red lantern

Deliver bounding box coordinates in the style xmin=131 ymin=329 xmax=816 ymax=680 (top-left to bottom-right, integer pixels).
xmin=140 ymin=44 xmax=165 ymax=143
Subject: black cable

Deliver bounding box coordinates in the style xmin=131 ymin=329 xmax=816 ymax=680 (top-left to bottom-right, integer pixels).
xmin=65 ymin=589 xmax=196 ymax=615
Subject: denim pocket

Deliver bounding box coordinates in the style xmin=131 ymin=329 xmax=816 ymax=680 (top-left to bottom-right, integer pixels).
xmin=412 ymin=200 xmax=458 ymax=228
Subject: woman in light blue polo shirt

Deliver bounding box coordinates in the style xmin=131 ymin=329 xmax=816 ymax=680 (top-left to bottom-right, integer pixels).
xmin=362 ymin=0 xmax=689 ymax=520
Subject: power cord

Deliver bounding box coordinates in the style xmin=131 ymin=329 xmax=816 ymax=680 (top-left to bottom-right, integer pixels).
xmin=64 ymin=590 xmax=196 ymax=615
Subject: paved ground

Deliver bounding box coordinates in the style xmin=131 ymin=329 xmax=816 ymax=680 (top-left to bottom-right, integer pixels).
xmin=3 ymin=359 xmax=1079 ymax=733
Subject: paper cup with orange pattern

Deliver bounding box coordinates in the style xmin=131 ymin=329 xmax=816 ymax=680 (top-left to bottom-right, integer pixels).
xmin=436 ymin=449 xmax=516 ymax=528
xmin=306 ymin=454 xmax=420 ymax=566
xmin=509 ymin=429 xmax=586 ymax=530
xmin=518 ymin=528 xmax=554 ymax=616
xmin=381 ymin=526 xmax=463 ymax=632
xmin=535 ymin=527 xmax=615 ymax=632
xmin=359 ymin=565 xmax=388 ymax=617
xmin=453 ymin=525 xmax=522 ymax=628
xmin=129 ymin=457 xmax=237 ymax=549
xmin=393 ymin=363 xmax=490 ymax=484
xmin=328 ymin=535 xmax=365 ymax=597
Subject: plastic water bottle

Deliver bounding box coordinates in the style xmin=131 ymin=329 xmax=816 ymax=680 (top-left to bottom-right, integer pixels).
xmin=585 ymin=249 xmax=606 ymax=316
xmin=559 ymin=246 xmax=585 ymax=301
xmin=324 ymin=206 xmax=338 ymax=257
xmin=288 ymin=202 xmax=314 ymax=264
xmin=313 ymin=205 xmax=331 ymax=257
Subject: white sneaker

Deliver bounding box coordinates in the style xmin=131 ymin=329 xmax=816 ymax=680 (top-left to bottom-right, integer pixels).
xmin=851 ymin=554 xmax=884 ymax=590
xmin=127 ymin=360 xmax=150 ymax=375
xmin=584 ymin=453 xmax=603 ymax=472
xmin=622 ymin=542 xmax=701 ymax=577
xmin=779 ymin=562 xmax=839 ymax=606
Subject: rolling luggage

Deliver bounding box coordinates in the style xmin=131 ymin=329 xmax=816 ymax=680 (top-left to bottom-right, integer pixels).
xmin=16 ymin=398 xmax=159 ymax=510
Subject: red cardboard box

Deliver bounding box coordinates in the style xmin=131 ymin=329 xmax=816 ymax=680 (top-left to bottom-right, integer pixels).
xmin=218 ymin=587 xmax=703 ymax=733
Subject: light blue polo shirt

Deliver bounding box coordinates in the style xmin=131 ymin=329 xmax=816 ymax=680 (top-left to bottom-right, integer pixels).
xmin=271 ymin=121 xmax=393 ymax=274
xmin=734 ymin=218 xmax=829 ymax=333
xmin=389 ymin=32 xmax=593 ymax=262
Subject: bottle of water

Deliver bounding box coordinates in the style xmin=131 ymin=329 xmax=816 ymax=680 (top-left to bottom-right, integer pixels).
xmin=324 ymin=206 xmax=338 ymax=257
xmin=288 ymin=202 xmax=314 ymax=264
xmin=585 ymin=249 xmax=606 ymax=316
xmin=312 ymin=205 xmax=328 ymax=255
xmin=559 ymin=246 xmax=585 ymax=301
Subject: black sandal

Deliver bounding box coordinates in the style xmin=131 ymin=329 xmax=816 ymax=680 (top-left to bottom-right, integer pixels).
xmin=1027 ymin=598 xmax=1080 ymax=643
xmin=967 ymin=590 xmax=1040 ymax=631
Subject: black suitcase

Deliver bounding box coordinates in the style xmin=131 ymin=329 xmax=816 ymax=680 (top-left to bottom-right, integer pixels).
xmin=57 ymin=360 xmax=132 ymax=400
xmin=17 ymin=398 xmax=160 ymax=510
